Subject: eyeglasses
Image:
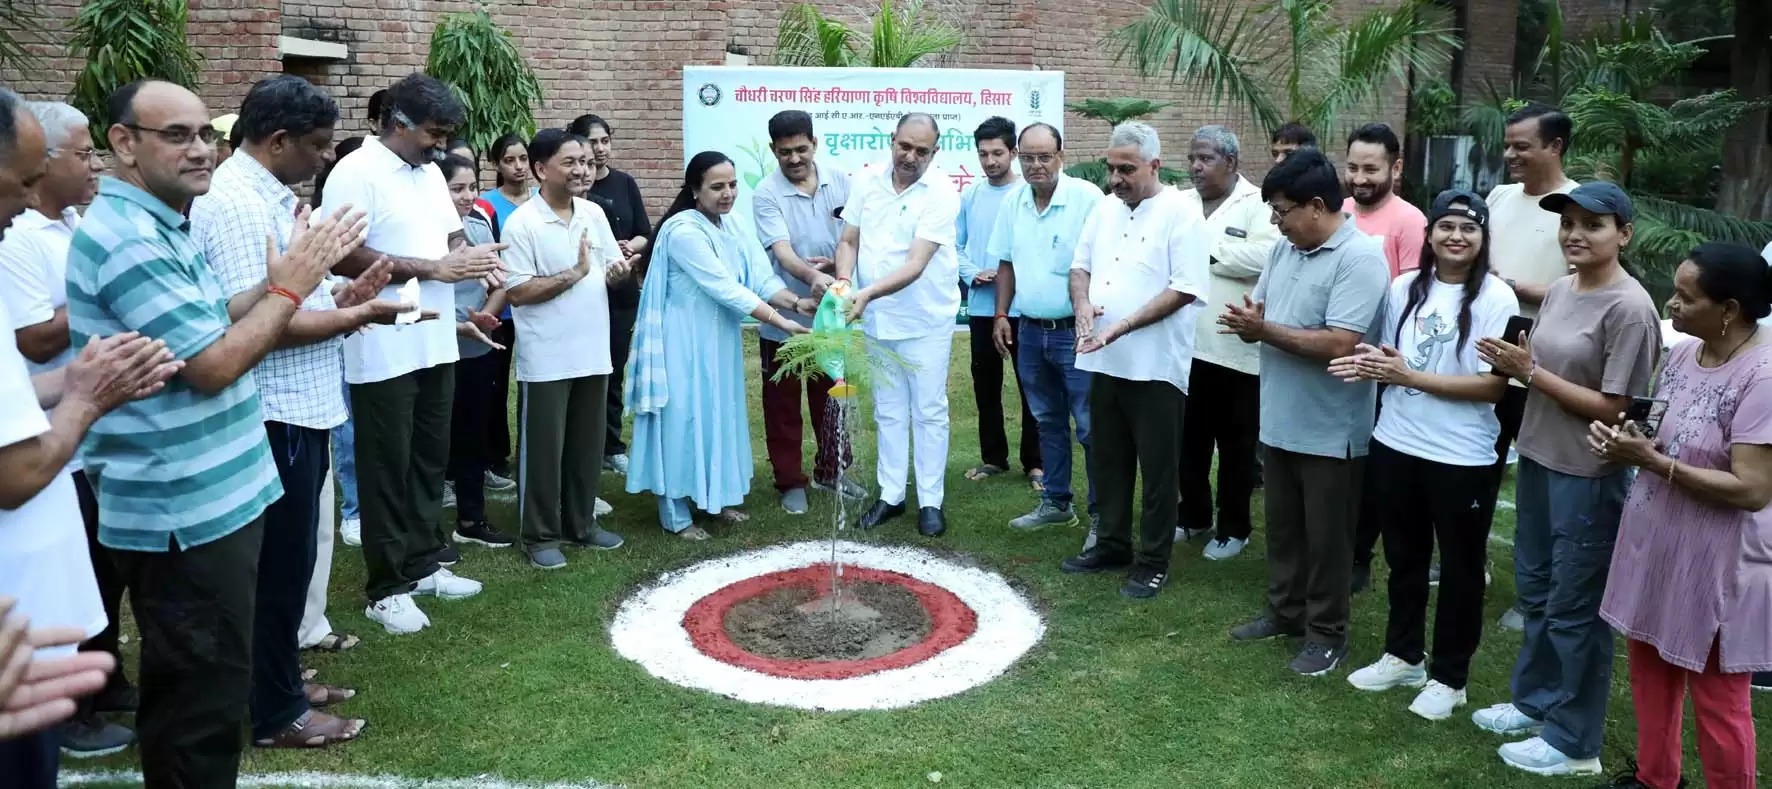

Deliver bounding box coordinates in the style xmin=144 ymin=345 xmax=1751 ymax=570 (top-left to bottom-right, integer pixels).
xmin=1269 ymin=201 xmax=1307 ymax=220
xmin=49 ymin=147 xmax=98 ymax=163
xmin=1017 ymin=153 xmax=1058 ymax=166
xmin=125 ymin=124 xmax=219 ymax=148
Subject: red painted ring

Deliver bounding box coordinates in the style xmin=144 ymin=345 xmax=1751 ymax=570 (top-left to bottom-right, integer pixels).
xmin=681 ymin=564 xmax=978 ymax=680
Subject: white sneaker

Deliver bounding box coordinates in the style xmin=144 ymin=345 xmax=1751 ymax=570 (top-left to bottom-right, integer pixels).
xmin=1470 ymin=702 xmax=1544 ymax=736
xmin=442 ymin=481 xmax=456 ymax=509
xmin=1346 ymin=653 xmax=1427 ymax=691
xmin=594 ymin=497 xmax=613 ymax=517
xmin=340 ymin=517 xmax=361 ymax=547
xmin=1409 ymin=680 xmax=1467 ymax=721
xmin=1497 ymin=736 xmax=1602 ymax=776
xmin=366 ymin=593 xmax=428 ymax=634
xmin=604 ymin=453 xmax=630 ymax=475
xmin=1498 ymin=606 xmax=1525 ymax=631
xmin=413 ymin=567 xmax=482 ymax=600
xmin=1202 ymin=537 xmax=1246 ymax=560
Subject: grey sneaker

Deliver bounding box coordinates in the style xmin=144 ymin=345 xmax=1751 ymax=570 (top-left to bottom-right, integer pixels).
xmin=528 ymin=547 xmax=567 ymax=570
xmin=780 ymin=487 xmax=809 ymax=515
xmin=441 ymin=481 xmax=456 ymax=509
xmin=483 ymin=469 xmax=516 ymax=491
xmin=812 ymin=477 xmax=868 ymax=500
xmin=59 ymin=716 xmax=134 ymax=758
xmin=1230 ymin=613 xmax=1304 ymax=642
xmin=1082 ymin=514 xmax=1099 ymax=551
xmin=1498 ymin=605 xmax=1526 ymax=632
xmin=1290 ymin=640 xmax=1347 ymax=677
xmin=603 ymin=453 xmax=630 ymax=475
xmin=1009 ymin=500 xmax=1077 ymax=531
xmin=573 ymin=525 xmax=625 ymax=550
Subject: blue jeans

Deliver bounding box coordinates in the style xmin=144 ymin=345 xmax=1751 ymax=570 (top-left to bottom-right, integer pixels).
xmin=1509 ymin=457 xmax=1628 ymax=759
xmin=1016 ymin=320 xmax=1095 ymax=513
xmin=331 ymin=376 xmax=359 ymax=522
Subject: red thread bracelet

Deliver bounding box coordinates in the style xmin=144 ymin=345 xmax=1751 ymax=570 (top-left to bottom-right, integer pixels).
xmin=267 ymin=285 xmax=304 ymax=306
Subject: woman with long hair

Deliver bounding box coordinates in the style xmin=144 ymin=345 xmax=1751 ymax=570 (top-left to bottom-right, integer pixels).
xmin=624 ymin=151 xmax=815 ymax=539
xmin=480 ymin=132 xmax=532 ymax=232
xmin=1589 ymin=241 xmax=1770 ymax=789
xmin=1471 ymin=182 xmax=1661 ymax=777
xmin=1330 ymin=190 xmax=1518 ymax=721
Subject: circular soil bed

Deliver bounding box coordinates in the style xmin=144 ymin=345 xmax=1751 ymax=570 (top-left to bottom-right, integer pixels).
xmin=725 ymin=580 xmax=932 ymax=662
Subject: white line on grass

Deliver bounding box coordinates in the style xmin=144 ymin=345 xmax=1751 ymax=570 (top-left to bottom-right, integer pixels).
xmin=59 ymin=770 xmax=617 ymax=789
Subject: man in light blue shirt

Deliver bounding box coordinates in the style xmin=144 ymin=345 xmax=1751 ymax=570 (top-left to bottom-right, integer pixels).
xmin=986 ymin=123 xmax=1104 ymax=532
xmin=958 ymin=116 xmax=1041 ymax=486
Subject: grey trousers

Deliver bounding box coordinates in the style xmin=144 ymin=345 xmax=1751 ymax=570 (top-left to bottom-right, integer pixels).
xmin=519 ymin=375 xmax=609 ymax=551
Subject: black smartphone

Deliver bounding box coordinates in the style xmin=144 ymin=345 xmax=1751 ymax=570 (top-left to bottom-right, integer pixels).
xmin=1490 ymin=315 xmax=1535 ymax=376
xmin=1625 ymin=396 xmax=1668 ymax=435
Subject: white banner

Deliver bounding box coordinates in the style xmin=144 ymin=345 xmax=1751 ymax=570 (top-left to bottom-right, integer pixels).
xmin=682 ymin=66 xmax=1065 ymax=203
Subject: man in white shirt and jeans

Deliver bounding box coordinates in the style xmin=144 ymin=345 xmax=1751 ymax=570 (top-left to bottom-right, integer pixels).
xmin=1059 ymin=122 xmax=1210 ymax=600
xmin=319 ymin=73 xmax=505 ymax=634
xmin=835 ymin=113 xmax=962 ymax=538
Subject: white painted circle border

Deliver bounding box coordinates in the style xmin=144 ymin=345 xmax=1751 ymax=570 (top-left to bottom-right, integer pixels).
xmin=609 ymin=540 xmax=1045 ymax=710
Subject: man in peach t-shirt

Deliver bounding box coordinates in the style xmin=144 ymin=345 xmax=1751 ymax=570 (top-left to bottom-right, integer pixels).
xmin=1341 ymin=122 xmax=1425 ymax=278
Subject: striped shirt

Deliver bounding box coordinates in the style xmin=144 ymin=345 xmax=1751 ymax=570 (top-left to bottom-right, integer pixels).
xmin=192 ymin=153 xmax=347 ymax=430
xmin=66 ymin=176 xmax=282 ymax=552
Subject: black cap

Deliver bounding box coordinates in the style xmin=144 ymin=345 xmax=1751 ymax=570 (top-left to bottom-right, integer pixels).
xmin=1539 ymin=181 xmax=1633 ymax=224
xmin=1429 ymin=188 xmax=1488 ymax=226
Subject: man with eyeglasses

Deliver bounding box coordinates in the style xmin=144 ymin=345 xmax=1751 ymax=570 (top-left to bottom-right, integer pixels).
xmin=0 ymin=100 xmax=130 ymax=759
xmin=1220 ymin=147 xmax=1388 ymax=677
xmin=990 ymin=123 xmax=1103 ymax=536
xmin=65 ymin=79 xmax=364 ymax=787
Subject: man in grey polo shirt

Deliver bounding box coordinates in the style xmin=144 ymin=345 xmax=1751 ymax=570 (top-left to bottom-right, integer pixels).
xmin=1219 ymin=147 xmax=1387 ymax=676
xmin=751 ymin=110 xmax=862 ymax=515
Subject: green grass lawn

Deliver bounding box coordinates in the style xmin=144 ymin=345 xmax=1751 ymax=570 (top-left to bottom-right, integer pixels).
xmin=74 ymin=332 xmax=1766 ymax=788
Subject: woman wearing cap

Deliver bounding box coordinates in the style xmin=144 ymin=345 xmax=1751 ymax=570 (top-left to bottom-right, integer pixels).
xmin=1587 ymin=241 xmax=1770 ymax=789
xmin=1470 ymin=182 xmax=1661 ymax=777
xmin=1330 ymin=190 xmax=1518 ymax=721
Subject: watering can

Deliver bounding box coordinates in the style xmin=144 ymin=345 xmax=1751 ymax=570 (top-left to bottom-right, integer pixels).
xmin=814 ymin=281 xmax=857 ymax=398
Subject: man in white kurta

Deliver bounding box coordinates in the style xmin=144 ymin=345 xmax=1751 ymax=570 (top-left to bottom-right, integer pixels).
xmin=835 ymin=113 xmax=962 ymax=538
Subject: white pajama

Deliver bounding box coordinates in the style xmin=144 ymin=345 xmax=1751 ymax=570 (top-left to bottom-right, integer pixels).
xmin=872 ymin=331 xmax=953 ymax=509
xmin=297 ymin=464 xmax=336 ymax=648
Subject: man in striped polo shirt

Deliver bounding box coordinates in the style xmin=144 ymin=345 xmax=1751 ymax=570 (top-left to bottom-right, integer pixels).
xmin=65 ymin=80 xmax=361 ymax=787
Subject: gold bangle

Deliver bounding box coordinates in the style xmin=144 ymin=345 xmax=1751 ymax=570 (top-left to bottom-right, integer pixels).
xmin=1665 ymin=457 xmax=1677 ymax=482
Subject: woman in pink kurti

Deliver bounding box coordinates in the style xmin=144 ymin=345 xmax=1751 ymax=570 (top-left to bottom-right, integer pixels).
xmin=1591 ymin=241 xmax=1772 ymax=789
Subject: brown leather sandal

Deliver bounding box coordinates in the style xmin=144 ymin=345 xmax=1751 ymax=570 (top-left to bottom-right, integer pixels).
xmin=304 ymin=682 xmax=356 ymax=708
xmin=253 ymin=710 xmax=366 ymax=748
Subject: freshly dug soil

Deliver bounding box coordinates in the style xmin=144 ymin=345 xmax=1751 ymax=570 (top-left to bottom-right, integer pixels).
xmin=723 ymin=581 xmax=932 ymax=661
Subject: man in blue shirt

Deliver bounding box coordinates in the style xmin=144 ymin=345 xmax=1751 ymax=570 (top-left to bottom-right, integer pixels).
xmin=987 ymin=123 xmax=1103 ymax=533
xmin=959 ymin=117 xmax=1041 ymax=487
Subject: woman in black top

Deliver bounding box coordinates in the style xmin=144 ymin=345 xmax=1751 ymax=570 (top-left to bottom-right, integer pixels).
xmin=569 ymin=113 xmax=651 ymax=474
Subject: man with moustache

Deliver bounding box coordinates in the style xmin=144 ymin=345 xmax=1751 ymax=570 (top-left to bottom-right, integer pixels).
xmin=836 ymin=112 xmax=962 ymax=538
xmin=751 ymin=110 xmax=862 ymax=514
xmin=66 ymin=79 xmax=364 ymax=786
xmin=958 ymin=116 xmax=1041 ymax=489
xmin=1342 ymin=122 xmax=1426 ymax=278
xmin=0 ymin=100 xmax=135 ymax=758
xmin=1175 ymin=124 xmax=1281 ymax=561
xmin=319 ymin=72 xmax=506 ymax=636
xmin=192 ymin=75 xmax=414 ymax=749
xmin=993 ymin=123 xmax=1104 ymax=535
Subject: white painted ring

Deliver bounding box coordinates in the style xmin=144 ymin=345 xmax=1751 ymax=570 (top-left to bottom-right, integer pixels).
xmin=609 ymin=540 xmax=1045 ymax=710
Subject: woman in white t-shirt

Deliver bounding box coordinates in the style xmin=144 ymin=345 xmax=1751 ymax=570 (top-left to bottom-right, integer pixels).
xmin=1329 ymin=189 xmax=1518 ymax=721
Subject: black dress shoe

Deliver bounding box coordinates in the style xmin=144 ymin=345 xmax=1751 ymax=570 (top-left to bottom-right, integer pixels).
xmin=1060 ymin=546 xmax=1134 ymax=574
xmin=917 ymin=507 xmax=946 ymax=537
xmin=858 ymin=500 xmax=905 ymax=529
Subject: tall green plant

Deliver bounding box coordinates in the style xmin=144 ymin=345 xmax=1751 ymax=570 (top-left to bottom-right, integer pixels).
xmin=1111 ymin=0 xmax=1459 ymax=135
xmin=67 ymin=0 xmax=200 ymax=148
xmin=426 ymin=5 xmax=542 ymax=156
xmin=771 ymin=0 xmax=961 ymax=68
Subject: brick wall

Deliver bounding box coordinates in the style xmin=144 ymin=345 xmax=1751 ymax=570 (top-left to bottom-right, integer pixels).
xmin=4 ymin=0 xmax=1509 ymax=213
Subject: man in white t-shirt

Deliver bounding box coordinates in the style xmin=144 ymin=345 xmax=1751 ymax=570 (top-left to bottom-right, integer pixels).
xmin=318 ymin=73 xmax=505 ymax=635
xmin=1060 ymin=123 xmax=1210 ymax=600
xmin=835 ymin=113 xmax=962 ymax=538
xmin=1481 ymin=102 xmax=1579 ymax=632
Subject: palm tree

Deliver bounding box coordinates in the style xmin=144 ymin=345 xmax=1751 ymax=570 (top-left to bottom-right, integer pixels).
xmin=1112 ymin=0 xmax=1458 ymax=136
xmin=771 ymin=0 xmax=962 ymax=68
xmin=0 ymin=1 xmax=33 ymax=72
xmin=1060 ymin=98 xmax=1189 ymax=189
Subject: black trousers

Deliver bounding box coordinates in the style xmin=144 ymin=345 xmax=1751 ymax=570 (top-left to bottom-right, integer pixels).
xmin=72 ymin=469 xmax=129 ymax=718
xmin=967 ymin=316 xmax=1039 ymax=472
xmin=1178 ymin=359 xmax=1260 ymax=540
xmin=485 ymin=322 xmax=516 ymax=474
xmin=605 ymin=305 xmax=637 ymax=457
xmin=451 ymin=352 xmax=502 ymax=524
xmin=0 ymin=727 xmax=57 ymax=789
xmin=1088 ymin=375 xmax=1184 ymax=571
xmin=1371 ymin=440 xmax=1493 ymax=689
xmin=1478 ymin=385 xmax=1530 ymax=532
xmin=112 ymin=517 xmax=263 ymax=789
xmin=1264 ymin=446 xmax=1362 ymax=643
xmin=1353 ymin=394 xmax=1386 ymax=567
xmin=251 ymin=423 xmax=328 ymax=739
xmin=351 ymin=363 xmax=453 ymax=602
